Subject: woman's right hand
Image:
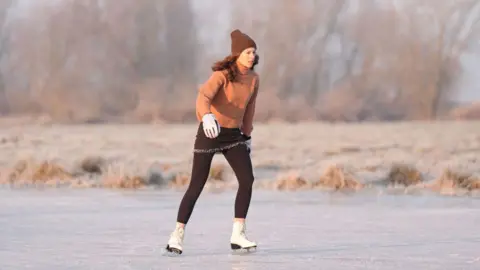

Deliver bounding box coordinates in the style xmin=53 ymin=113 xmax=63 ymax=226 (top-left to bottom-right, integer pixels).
xmin=202 ymin=113 xmax=220 ymax=139
xmin=242 ymin=134 xmax=251 ymax=154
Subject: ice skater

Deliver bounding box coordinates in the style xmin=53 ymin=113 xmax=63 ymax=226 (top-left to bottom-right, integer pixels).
xmin=165 ymin=29 xmax=260 ymax=255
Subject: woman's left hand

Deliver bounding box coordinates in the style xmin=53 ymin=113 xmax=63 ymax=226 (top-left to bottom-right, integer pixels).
xmin=242 ymin=134 xmax=252 ymax=154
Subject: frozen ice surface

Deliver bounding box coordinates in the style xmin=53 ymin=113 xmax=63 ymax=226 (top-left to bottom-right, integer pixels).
xmin=1 ymin=189 xmax=480 ymax=270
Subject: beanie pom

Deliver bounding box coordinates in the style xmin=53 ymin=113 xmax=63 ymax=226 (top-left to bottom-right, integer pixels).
xmin=231 ymin=29 xmax=242 ymax=38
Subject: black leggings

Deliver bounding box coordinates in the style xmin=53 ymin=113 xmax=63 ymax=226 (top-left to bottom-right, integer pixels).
xmin=176 ymin=144 xmax=254 ymax=224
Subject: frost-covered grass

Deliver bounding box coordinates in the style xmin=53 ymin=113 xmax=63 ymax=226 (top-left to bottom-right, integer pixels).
xmin=1 ymin=120 xmax=480 ymax=195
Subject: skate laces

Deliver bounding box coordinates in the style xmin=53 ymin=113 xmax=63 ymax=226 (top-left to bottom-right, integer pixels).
xmin=171 ymin=228 xmax=184 ymax=243
xmin=239 ymin=225 xmax=247 ymax=238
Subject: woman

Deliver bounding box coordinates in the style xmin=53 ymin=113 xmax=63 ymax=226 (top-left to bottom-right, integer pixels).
xmin=165 ymin=29 xmax=260 ymax=255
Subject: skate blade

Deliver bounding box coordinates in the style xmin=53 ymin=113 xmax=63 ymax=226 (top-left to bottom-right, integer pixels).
xmin=230 ymin=244 xmax=257 ymax=254
xmin=164 ymin=245 xmax=182 ymax=256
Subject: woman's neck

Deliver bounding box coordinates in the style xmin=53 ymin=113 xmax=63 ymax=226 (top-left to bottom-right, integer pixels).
xmin=236 ymin=61 xmax=250 ymax=75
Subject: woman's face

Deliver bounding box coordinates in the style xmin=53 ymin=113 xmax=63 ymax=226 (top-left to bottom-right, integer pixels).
xmin=237 ymin=47 xmax=256 ymax=69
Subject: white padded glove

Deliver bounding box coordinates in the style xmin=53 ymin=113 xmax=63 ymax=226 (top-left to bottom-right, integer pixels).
xmin=202 ymin=113 xmax=220 ymax=138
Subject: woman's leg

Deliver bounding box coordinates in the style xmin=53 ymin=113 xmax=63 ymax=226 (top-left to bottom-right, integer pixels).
xmin=222 ymin=144 xmax=255 ymax=220
xmin=222 ymin=144 xmax=257 ymax=250
xmin=176 ymin=151 xmax=215 ymax=225
xmin=166 ymin=151 xmax=215 ymax=254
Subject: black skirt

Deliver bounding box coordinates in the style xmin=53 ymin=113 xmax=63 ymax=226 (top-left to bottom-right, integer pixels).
xmin=193 ymin=122 xmax=249 ymax=154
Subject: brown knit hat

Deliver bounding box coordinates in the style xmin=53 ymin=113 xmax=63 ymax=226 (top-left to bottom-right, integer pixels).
xmin=230 ymin=29 xmax=257 ymax=56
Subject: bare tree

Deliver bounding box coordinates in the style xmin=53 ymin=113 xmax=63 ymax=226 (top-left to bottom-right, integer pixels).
xmin=322 ymin=0 xmax=480 ymax=121
xmin=1 ymin=0 xmax=198 ymax=122
xmin=230 ymin=0 xmax=350 ymax=121
xmin=420 ymin=0 xmax=480 ymax=118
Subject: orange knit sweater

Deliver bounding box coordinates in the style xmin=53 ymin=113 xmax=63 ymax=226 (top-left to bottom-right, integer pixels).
xmin=196 ymin=64 xmax=259 ymax=136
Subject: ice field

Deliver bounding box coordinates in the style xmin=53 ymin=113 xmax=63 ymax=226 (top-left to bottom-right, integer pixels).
xmin=1 ymin=189 xmax=480 ymax=270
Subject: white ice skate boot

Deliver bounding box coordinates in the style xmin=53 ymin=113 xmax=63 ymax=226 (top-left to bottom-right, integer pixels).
xmin=165 ymin=224 xmax=184 ymax=255
xmin=230 ymin=221 xmax=257 ymax=252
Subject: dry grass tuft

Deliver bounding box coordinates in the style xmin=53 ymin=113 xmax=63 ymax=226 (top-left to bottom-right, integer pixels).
xmin=169 ymin=172 xmax=190 ymax=188
xmin=315 ymin=164 xmax=364 ymax=191
xmin=209 ymin=164 xmax=226 ymax=181
xmin=386 ymin=164 xmax=423 ymax=186
xmin=3 ymin=159 xmax=73 ymax=186
xmin=145 ymin=162 xmax=169 ymax=186
xmin=3 ymin=159 xmax=31 ymax=184
xmin=79 ymin=156 xmax=106 ymax=174
xmin=99 ymin=164 xmax=147 ymax=189
xmin=429 ymin=169 xmax=480 ymax=194
xmin=273 ymin=172 xmax=310 ymax=191
xmin=32 ymin=161 xmax=73 ymax=182
xmin=101 ymin=175 xmax=146 ymax=189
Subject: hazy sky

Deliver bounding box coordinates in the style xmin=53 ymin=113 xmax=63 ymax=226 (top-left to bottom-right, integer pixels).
xmin=458 ymin=52 xmax=480 ymax=102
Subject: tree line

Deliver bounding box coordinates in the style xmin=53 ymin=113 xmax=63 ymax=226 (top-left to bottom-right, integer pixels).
xmin=0 ymin=0 xmax=478 ymax=123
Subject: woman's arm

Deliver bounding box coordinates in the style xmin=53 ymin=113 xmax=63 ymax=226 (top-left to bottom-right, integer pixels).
xmin=196 ymin=71 xmax=226 ymax=117
xmin=241 ymin=77 xmax=259 ymax=137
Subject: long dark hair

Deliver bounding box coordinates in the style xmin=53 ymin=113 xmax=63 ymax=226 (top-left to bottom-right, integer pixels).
xmin=211 ymin=54 xmax=259 ymax=82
